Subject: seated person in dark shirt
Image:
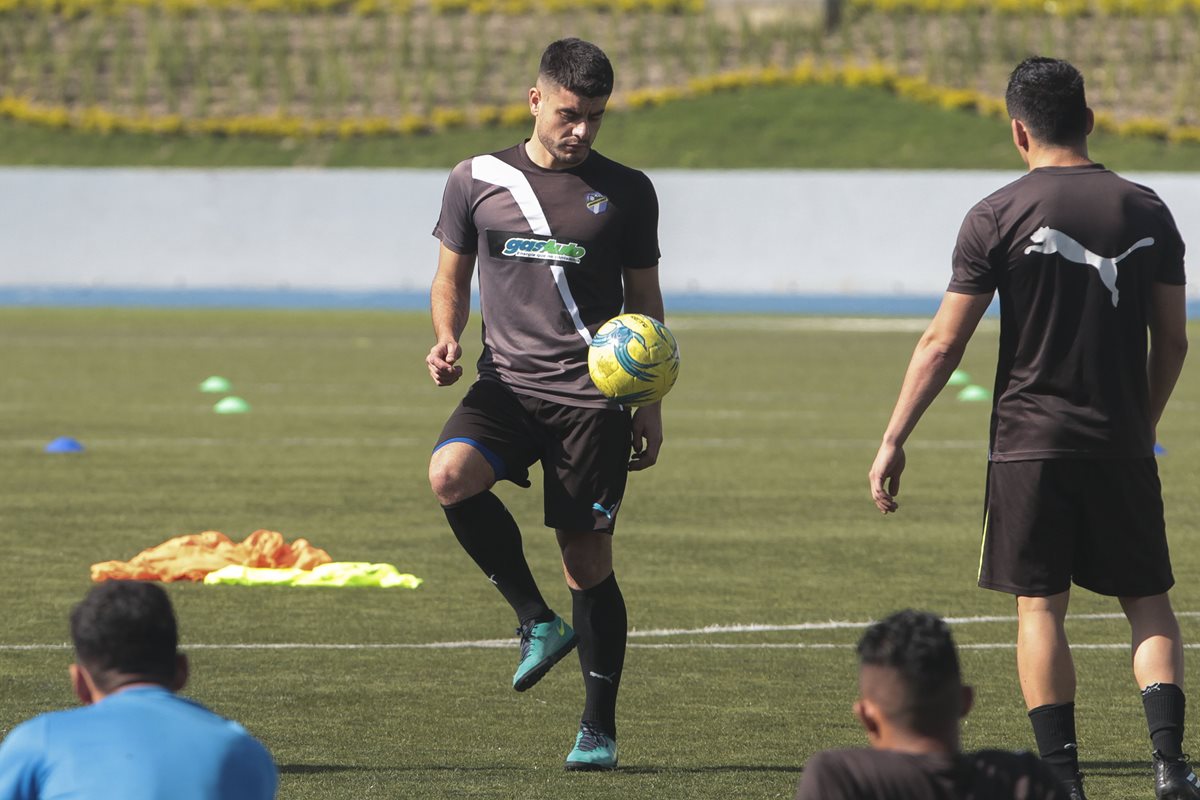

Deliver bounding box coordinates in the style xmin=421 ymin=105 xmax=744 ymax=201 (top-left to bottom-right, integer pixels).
xmin=796 ymin=609 xmax=1067 ymax=800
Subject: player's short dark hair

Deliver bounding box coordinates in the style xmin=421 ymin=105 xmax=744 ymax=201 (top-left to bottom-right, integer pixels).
xmin=70 ymin=581 xmax=179 ymax=692
xmin=538 ymin=38 xmax=614 ymax=98
xmin=1005 ymin=56 xmax=1089 ymax=146
xmin=857 ymin=609 xmax=962 ymax=736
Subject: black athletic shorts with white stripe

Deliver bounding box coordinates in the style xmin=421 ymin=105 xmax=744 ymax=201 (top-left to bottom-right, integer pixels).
xmin=434 ymin=378 xmax=632 ymax=534
xmin=977 ymin=458 xmax=1173 ymax=597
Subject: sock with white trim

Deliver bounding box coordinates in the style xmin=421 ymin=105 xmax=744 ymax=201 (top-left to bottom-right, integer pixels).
xmin=1029 ymin=702 xmax=1080 ymax=783
xmin=1143 ymin=682 xmax=1186 ymax=758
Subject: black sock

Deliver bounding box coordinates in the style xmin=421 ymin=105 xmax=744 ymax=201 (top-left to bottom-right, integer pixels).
xmin=1143 ymin=683 xmax=1187 ymax=758
xmin=443 ymin=491 xmax=551 ymax=626
xmin=1029 ymin=702 xmax=1080 ymax=782
xmin=572 ymin=572 xmax=626 ymax=739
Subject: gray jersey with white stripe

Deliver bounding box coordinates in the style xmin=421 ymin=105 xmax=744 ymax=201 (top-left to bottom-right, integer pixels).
xmin=433 ymin=142 xmax=660 ymax=409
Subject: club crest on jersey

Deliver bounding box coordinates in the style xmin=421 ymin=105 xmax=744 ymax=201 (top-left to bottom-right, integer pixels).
xmin=585 ymin=192 xmax=609 ymax=215
xmin=501 ymin=236 xmax=587 ymax=264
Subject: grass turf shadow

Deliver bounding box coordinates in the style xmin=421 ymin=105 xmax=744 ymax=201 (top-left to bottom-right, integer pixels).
xmin=1077 ymin=760 xmax=1153 ymax=777
xmin=616 ymin=765 xmax=804 ymax=775
xmin=280 ymin=764 xmax=802 ymax=776
xmin=279 ymin=764 xmax=524 ymax=775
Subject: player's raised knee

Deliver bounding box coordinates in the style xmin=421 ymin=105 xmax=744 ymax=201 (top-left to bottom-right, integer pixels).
xmin=428 ymin=459 xmax=469 ymax=505
xmin=429 ymin=444 xmax=493 ymax=505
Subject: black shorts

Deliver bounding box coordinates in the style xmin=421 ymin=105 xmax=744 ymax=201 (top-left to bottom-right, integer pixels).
xmin=978 ymin=458 xmax=1173 ymax=597
xmin=434 ymin=379 xmax=632 ymax=533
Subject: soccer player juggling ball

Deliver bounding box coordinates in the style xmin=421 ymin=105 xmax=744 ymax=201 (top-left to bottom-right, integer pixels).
xmin=425 ymin=38 xmax=664 ymax=771
xmin=869 ymin=57 xmax=1192 ymax=800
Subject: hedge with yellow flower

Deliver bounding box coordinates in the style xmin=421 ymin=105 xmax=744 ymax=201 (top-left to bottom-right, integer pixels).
xmin=5 ymin=61 xmax=1199 ymax=145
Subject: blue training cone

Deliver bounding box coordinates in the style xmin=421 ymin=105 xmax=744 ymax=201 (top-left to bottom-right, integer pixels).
xmin=45 ymin=436 xmax=84 ymax=453
xmin=1155 ymin=442 xmax=1167 ymax=456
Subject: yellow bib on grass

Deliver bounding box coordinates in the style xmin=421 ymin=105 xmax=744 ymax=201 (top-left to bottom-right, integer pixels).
xmin=203 ymin=562 xmax=422 ymax=589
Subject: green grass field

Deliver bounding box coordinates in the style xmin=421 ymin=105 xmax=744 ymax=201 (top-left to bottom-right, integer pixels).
xmin=5 ymin=84 xmax=1200 ymax=169
xmin=3 ymin=309 xmax=1200 ymax=799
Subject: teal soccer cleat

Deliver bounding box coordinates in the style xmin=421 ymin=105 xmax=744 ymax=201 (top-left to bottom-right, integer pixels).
xmin=512 ymin=615 xmax=578 ymax=692
xmin=564 ymin=721 xmax=618 ymax=771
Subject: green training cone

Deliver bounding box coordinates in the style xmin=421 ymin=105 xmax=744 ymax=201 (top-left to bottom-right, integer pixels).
xmin=946 ymin=369 xmax=971 ymax=387
xmin=214 ymin=396 xmax=250 ymax=414
xmin=199 ymin=376 xmax=232 ymax=393
xmin=957 ymin=385 xmax=990 ymax=402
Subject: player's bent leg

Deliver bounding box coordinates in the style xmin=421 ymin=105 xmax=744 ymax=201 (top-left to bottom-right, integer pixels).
xmin=1018 ymin=592 xmax=1084 ymax=794
xmin=558 ymin=530 xmax=624 ymax=771
xmin=1121 ymin=594 xmax=1200 ymax=799
xmin=432 ymin=441 xmax=560 ymax=689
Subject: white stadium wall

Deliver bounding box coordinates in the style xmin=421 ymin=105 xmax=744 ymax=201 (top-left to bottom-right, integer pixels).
xmin=2 ymin=168 xmax=1198 ymax=298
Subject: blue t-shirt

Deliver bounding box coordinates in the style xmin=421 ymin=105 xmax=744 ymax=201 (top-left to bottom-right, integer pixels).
xmin=0 ymin=685 xmax=277 ymax=800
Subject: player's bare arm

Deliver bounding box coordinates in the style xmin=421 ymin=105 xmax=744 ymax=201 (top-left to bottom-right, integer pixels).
xmin=1147 ymin=282 xmax=1189 ymax=437
xmin=427 ymin=243 xmax=476 ymax=386
xmin=623 ymin=265 xmax=665 ymax=471
xmin=870 ymin=291 xmax=992 ymax=514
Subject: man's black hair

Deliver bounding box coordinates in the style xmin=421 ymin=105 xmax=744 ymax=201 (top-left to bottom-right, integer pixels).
xmin=857 ymin=609 xmax=962 ymax=736
xmin=1005 ymin=56 xmax=1089 ymax=146
xmin=70 ymin=581 xmax=179 ymax=692
xmin=538 ymin=38 xmax=614 ymax=99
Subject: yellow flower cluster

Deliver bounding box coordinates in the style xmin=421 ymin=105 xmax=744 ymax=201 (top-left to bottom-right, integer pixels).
xmin=616 ymin=62 xmax=1197 ymax=145
xmin=3 ymin=63 xmax=1197 ymax=147
xmin=429 ymin=0 xmax=702 ymax=12
xmin=849 ymin=0 xmax=1200 ymax=15
xmin=0 ymin=0 xmax=412 ymax=15
xmin=0 ymin=95 xmax=528 ymax=137
xmin=0 ymin=0 xmax=698 ymax=14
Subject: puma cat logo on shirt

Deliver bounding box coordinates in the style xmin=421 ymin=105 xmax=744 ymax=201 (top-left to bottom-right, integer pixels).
xmin=1025 ymin=226 xmax=1155 ymax=308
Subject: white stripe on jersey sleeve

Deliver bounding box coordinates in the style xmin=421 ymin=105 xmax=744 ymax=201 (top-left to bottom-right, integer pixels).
xmin=471 ymin=153 xmax=593 ymax=346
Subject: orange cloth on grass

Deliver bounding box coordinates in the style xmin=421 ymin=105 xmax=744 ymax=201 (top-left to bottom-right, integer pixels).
xmin=90 ymin=530 xmax=332 ymax=583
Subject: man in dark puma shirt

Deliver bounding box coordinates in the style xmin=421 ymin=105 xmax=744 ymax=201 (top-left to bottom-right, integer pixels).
xmin=869 ymin=57 xmax=1192 ymax=800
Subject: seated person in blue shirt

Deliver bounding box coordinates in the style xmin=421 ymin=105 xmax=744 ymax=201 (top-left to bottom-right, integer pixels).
xmin=0 ymin=580 xmax=277 ymax=800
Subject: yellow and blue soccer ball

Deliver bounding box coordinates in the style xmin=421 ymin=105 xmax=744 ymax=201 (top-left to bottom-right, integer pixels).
xmin=588 ymin=313 xmax=680 ymax=406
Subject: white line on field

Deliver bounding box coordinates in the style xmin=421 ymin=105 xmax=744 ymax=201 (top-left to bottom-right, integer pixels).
xmin=0 ymin=436 xmax=983 ymax=450
xmin=667 ymin=318 xmax=1002 ymax=334
xmin=0 ymin=436 xmax=423 ymax=449
xmin=632 ymin=643 xmax=1144 ymax=651
xmin=669 ymin=438 xmax=984 ymax=450
xmin=627 ymin=611 xmax=1200 ymax=637
xmin=2 ymin=642 xmax=1195 ymax=653
xmin=2 ymin=336 xmax=406 ymax=350
xmin=4 ymin=319 xmax=999 ymax=343
xmin=5 ymin=612 xmax=1200 ymax=652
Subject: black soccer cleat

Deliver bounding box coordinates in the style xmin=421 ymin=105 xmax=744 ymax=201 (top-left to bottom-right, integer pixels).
xmin=1154 ymin=751 xmax=1200 ymax=800
xmin=1059 ymin=771 xmax=1087 ymax=800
